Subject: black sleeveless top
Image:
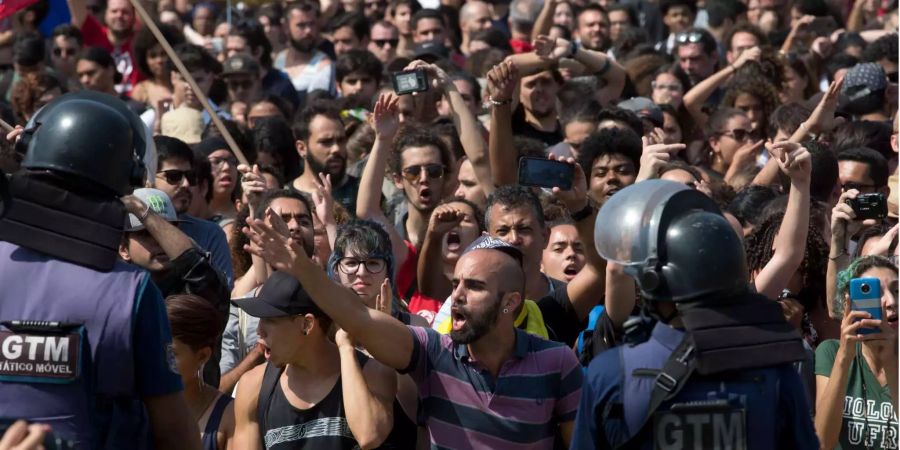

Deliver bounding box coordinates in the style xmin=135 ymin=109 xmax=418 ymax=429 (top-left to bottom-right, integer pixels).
xmin=257 ymin=358 xmax=362 ymax=450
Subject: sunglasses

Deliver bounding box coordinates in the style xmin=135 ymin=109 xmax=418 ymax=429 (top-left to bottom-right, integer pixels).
xmin=157 ymin=169 xmax=197 ymax=186
xmin=337 ymin=257 xmax=386 ymax=274
xmin=53 ymin=47 xmax=77 ymax=57
xmin=675 ymin=31 xmax=706 ymax=44
xmin=401 ymin=164 xmax=445 ymax=182
xmin=372 ymin=39 xmax=398 ymax=48
xmin=718 ymin=128 xmax=752 ymax=142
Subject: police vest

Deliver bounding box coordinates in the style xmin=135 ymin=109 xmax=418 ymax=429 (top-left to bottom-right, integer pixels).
xmin=624 ymin=337 xmax=794 ymax=450
xmin=0 ymin=241 xmax=143 ymax=449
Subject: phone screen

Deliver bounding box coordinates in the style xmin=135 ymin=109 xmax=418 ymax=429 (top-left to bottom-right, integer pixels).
xmin=517 ymin=157 xmax=574 ymax=190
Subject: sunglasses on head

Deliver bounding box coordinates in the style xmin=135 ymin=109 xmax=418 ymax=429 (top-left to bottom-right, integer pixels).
xmin=401 ymin=164 xmax=445 ymax=182
xmin=157 ymin=169 xmax=197 ymax=186
xmin=676 ymin=31 xmax=706 ymax=44
xmin=372 ymin=38 xmax=399 ymax=48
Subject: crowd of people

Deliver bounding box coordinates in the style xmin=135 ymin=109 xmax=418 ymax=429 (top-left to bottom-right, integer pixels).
xmin=0 ymin=0 xmax=897 ymax=448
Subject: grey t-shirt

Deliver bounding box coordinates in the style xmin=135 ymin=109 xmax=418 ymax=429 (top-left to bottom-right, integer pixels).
xmin=219 ymin=291 xmax=259 ymax=375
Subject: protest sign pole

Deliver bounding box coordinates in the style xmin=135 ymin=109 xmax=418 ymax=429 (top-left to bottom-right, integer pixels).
xmin=127 ymin=0 xmax=249 ymax=166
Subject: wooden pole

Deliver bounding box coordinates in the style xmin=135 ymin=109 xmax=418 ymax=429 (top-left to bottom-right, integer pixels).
xmin=0 ymin=118 xmax=13 ymax=133
xmin=127 ymin=0 xmax=250 ymax=166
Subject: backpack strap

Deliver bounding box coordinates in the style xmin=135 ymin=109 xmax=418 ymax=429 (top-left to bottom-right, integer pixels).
xmin=615 ymin=337 xmax=697 ymax=449
xmin=577 ymin=305 xmax=605 ymax=365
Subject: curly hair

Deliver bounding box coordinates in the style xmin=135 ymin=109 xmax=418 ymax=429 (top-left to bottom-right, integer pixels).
xmin=834 ymin=255 xmax=897 ymax=317
xmin=11 ymin=71 xmax=65 ymax=123
xmin=721 ymin=72 xmax=780 ymax=136
xmin=745 ymin=211 xmax=830 ymax=307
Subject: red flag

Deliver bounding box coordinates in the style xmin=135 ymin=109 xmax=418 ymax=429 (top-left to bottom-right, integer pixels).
xmin=0 ymin=0 xmax=41 ymax=21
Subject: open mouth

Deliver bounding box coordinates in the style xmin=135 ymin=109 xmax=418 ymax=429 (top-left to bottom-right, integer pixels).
xmin=451 ymin=307 xmax=467 ymax=331
xmin=563 ymin=263 xmax=579 ymax=279
xmin=259 ymin=341 xmax=271 ymax=360
xmin=218 ymin=175 xmax=233 ymax=187
xmin=605 ymin=187 xmax=619 ymax=198
xmin=887 ymin=313 xmax=898 ymax=324
xmin=446 ymin=231 xmax=461 ymax=252
xmin=418 ymin=187 xmax=433 ymax=204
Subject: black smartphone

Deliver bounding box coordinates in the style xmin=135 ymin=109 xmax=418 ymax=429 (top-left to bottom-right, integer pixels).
xmin=391 ymin=69 xmax=429 ymax=95
xmin=847 ymin=192 xmax=888 ymax=221
xmin=517 ymin=157 xmax=574 ymax=190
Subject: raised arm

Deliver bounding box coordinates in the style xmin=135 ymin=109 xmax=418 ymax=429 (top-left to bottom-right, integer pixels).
xmin=603 ymin=262 xmax=636 ymax=328
xmin=417 ymin=204 xmax=466 ymax=300
xmin=790 ymin=77 xmax=843 ymax=143
xmin=409 ymin=60 xmax=494 ymax=196
xmin=531 ymin=0 xmax=558 ymax=42
xmin=357 ymin=94 xmax=410 ymax=268
xmin=66 ymin=0 xmax=88 ymax=27
xmin=780 ymin=15 xmax=815 ymax=54
xmin=683 ymin=47 xmax=761 ymax=128
xmin=122 ymin=195 xmax=193 ymax=259
xmin=337 ymin=330 xmax=396 ymax=450
xmin=244 ymin=210 xmax=415 ymax=371
xmin=826 ymin=189 xmax=876 ymax=317
xmin=486 ymin=60 xmax=521 ymax=187
xmin=635 ymin=137 xmax=687 ymax=182
xmin=752 ymin=142 xmax=811 ymax=300
xmin=549 ymin=155 xmax=605 ymax=321
xmin=533 ymin=35 xmax=626 ymax=106
xmin=312 ymin=173 xmax=338 ymax=251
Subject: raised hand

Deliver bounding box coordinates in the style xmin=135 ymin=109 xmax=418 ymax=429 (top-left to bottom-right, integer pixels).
xmin=335 ymin=328 xmax=356 ymax=349
xmin=831 ymin=189 xmax=877 ymax=243
xmin=374 ymin=279 xmax=392 ymax=316
xmin=733 ymin=46 xmax=761 ymax=69
xmin=862 ymin=224 xmax=900 ymax=257
xmin=243 ymin=208 xmax=308 ymax=273
xmin=732 ymin=139 xmax=766 ymax=170
xmin=312 ymin=172 xmax=335 ymax=227
xmin=768 ymin=141 xmax=811 ymax=184
xmin=5 ymin=125 xmax=23 ymax=144
xmin=371 ymin=93 xmax=401 ymax=140
xmin=533 ymin=35 xmax=570 ymax=61
xmin=239 ymin=164 xmax=267 ymax=218
xmin=428 ymin=204 xmax=466 ymax=236
xmin=486 ymin=60 xmax=520 ymax=103
xmin=549 ymin=154 xmax=588 ymax=213
xmin=805 ymin=75 xmax=844 ymax=135
xmin=636 ymin=136 xmax=686 ymax=182
xmin=404 ymin=59 xmax=452 ymax=91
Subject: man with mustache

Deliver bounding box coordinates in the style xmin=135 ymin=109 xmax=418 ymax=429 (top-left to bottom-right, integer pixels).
xmin=273 ymin=1 xmax=336 ymax=100
xmin=290 ymin=101 xmax=361 ymax=216
xmin=243 ymin=214 xmax=584 ymax=448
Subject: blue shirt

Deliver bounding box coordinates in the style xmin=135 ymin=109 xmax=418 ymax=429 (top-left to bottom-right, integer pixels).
xmin=178 ymin=214 xmax=234 ymax=289
xmin=133 ymin=275 xmax=183 ymax=396
xmin=570 ymin=323 xmax=819 ymax=450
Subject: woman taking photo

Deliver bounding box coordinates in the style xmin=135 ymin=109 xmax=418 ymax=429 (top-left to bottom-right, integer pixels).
xmin=815 ymin=256 xmax=898 ymax=450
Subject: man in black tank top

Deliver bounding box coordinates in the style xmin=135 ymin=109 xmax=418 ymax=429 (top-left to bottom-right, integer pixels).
xmin=231 ymin=271 xmax=397 ymax=449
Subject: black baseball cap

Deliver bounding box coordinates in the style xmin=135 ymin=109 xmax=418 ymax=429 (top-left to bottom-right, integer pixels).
xmin=231 ymin=271 xmax=324 ymax=318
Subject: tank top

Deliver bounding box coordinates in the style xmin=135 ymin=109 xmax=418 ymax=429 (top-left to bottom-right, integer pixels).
xmin=257 ymin=356 xmax=364 ymax=450
xmin=202 ymin=394 xmax=233 ymax=450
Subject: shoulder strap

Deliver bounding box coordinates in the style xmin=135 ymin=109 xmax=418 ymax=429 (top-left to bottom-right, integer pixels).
xmin=577 ymin=305 xmax=605 ymax=362
xmin=237 ymin=308 xmax=247 ymax=361
xmin=204 ymin=394 xmax=233 ymax=435
xmin=257 ymin=363 xmax=285 ymax=433
xmin=616 ymin=337 xmax=696 ymax=449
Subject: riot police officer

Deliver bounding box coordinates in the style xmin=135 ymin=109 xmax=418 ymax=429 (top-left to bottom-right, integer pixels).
xmin=0 ymin=92 xmax=202 ymax=450
xmin=570 ymin=179 xmax=819 ymax=449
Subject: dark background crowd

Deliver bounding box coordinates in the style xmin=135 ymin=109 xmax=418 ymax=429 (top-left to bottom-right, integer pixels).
xmin=0 ymin=0 xmax=897 ymax=447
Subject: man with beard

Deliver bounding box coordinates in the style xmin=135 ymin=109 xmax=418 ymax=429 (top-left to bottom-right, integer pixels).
xmin=219 ymin=190 xmax=317 ymax=394
xmin=273 ymin=1 xmax=336 ymax=99
xmin=66 ymin=0 xmax=142 ymax=95
xmin=153 ymin=136 xmax=235 ymax=287
xmin=290 ymin=101 xmax=361 ymax=216
xmin=575 ymin=5 xmax=609 ymax=51
xmin=242 ymin=211 xmax=584 ymax=448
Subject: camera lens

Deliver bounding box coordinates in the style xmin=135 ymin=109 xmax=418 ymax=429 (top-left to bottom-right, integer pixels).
xmin=861 ymin=283 xmax=871 ymax=294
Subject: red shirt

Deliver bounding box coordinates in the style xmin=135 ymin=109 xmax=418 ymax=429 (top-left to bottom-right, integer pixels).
xmin=396 ymin=240 xmax=444 ymax=325
xmin=81 ymin=15 xmax=143 ymax=96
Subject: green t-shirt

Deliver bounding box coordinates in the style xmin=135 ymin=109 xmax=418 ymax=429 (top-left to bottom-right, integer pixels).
xmin=814 ymin=339 xmax=899 ymax=449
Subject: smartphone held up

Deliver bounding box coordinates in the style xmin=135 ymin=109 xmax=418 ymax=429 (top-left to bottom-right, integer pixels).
xmin=518 ymin=157 xmax=574 ymax=191
xmin=849 ymin=277 xmax=883 ymax=335
xmin=392 ymin=68 xmax=429 ymax=95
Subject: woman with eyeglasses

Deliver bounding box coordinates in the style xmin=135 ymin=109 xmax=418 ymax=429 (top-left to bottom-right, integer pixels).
xmin=196 ymin=137 xmax=240 ymax=229
xmin=328 ymin=220 xmax=427 ymax=449
xmin=131 ymin=24 xmax=184 ymax=113
xmin=815 ymin=256 xmax=898 ymax=450
xmin=703 ymin=107 xmax=764 ymax=185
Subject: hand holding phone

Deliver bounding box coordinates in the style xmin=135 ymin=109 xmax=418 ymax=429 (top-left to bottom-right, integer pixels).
xmin=850 ymin=277 xmax=883 ymax=335
xmin=517 ymin=157 xmax=574 ymax=190
xmin=391 ymin=69 xmax=429 ymax=95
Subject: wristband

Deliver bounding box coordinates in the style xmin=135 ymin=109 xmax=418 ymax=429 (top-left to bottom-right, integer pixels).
xmin=570 ymin=204 xmax=594 ymax=222
xmin=596 ymin=56 xmax=611 ymax=76
xmin=828 ymin=249 xmax=847 ymax=260
xmin=488 ymin=96 xmax=511 ymax=106
xmin=138 ymin=203 xmax=152 ymax=222
xmin=567 ymin=40 xmax=579 ymax=59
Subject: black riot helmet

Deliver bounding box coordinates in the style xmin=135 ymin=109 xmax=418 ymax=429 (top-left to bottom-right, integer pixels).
xmin=594 ymin=180 xmax=749 ymax=303
xmin=19 ymin=91 xmax=146 ymax=196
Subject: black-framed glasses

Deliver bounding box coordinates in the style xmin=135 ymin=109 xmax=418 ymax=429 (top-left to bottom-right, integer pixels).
xmin=718 ymin=128 xmax=752 ymax=142
xmin=337 ymin=257 xmax=386 ymax=274
xmin=401 ymin=164 xmax=445 ymax=182
xmin=841 ymin=182 xmax=878 ymax=192
xmin=209 ymin=155 xmax=238 ymax=168
xmin=156 ymin=169 xmax=197 ymax=186
xmin=372 ymin=38 xmax=399 ymax=48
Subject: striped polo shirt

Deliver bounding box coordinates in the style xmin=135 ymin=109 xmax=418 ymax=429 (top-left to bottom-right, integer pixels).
xmin=400 ymin=326 xmax=583 ymax=449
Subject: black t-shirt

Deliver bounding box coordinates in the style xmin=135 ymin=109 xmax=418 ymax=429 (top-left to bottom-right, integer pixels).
xmin=511 ymin=105 xmax=563 ymax=148
xmin=536 ymin=277 xmax=587 ymax=346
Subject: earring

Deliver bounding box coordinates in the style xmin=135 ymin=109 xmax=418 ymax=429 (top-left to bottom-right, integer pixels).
xmin=503 ymin=308 xmax=509 ymax=314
